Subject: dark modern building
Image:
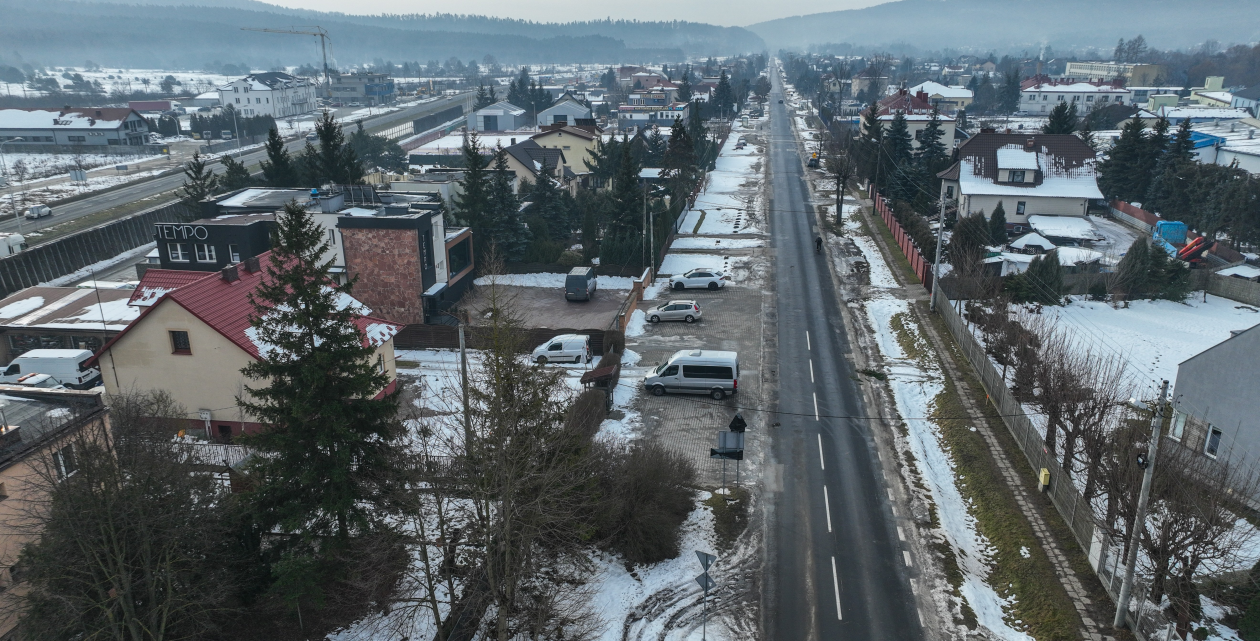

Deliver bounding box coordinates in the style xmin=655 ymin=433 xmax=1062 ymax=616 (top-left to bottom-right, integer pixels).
xmin=152 ymin=214 xmax=274 ymax=271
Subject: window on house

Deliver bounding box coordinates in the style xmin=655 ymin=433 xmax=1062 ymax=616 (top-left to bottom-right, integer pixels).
xmin=168 ymin=243 xmax=189 ymax=262
xmin=1058 ymin=95 xmax=1065 ymax=101
xmin=377 ymin=354 xmax=386 ymax=374
xmin=233 ymin=87 xmax=239 ymax=93
xmin=1170 ymin=409 xmax=1187 ymax=440
xmin=53 ymin=444 xmax=76 ymax=480
xmin=228 ymin=244 xmax=240 ymax=263
xmin=170 ymin=330 xmax=191 ymax=354
xmin=194 ymin=244 xmax=216 ymax=263
xmin=945 ymin=185 xmax=955 ymax=199
xmin=1008 ymin=170 xmax=1026 ymax=183
xmin=1205 ymin=427 xmax=1223 ymax=457
xmin=1016 ymin=201 xmax=1026 ymax=215
xmin=328 ymin=229 xmax=336 ymax=245
xmin=235 ymin=97 xmax=240 ymax=104
xmin=1086 ymin=95 xmax=1094 ymax=102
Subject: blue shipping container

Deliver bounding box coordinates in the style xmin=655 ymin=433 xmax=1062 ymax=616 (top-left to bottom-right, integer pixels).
xmin=1155 ymin=220 xmax=1187 ymax=245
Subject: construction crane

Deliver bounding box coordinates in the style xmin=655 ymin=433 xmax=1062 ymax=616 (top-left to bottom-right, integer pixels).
xmin=240 ymin=26 xmax=332 ymax=98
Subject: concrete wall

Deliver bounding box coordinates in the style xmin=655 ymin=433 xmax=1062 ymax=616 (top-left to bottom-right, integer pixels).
xmin=0 ymin=201 xmax=197 ymax=299
xmin=1206 ymin=271 xmax=1260 ymax=306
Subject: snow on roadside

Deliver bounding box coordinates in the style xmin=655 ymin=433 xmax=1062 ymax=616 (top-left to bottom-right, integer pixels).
xmin=624 ymin=309 xmax=647 ymax=338
xmin=41 ymin=242 xmax=156 ymax=287
xmin=658 ymin=254 xmax=747 ymax=277
xmin=669 ymin=237 xmax=763 ymax=250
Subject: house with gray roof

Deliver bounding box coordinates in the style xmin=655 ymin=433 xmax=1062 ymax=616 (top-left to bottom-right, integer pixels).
xmin=469 ymin=101 xmax=528 ymax=132
xmin=536 ymin=93 xmax=592 ymax=128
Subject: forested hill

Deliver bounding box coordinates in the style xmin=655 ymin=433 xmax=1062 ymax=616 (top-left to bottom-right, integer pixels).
xmin=0 ymin=0 xmax=764 ymax=69
xmin=748 ymin=0 xmax=1260 ymax=53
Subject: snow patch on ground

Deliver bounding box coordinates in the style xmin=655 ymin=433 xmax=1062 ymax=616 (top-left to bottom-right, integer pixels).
xmin=624 ymin=309 xmax=648 ymax=338
xmin=658 ymin=254 xmax=746 ymax=277
xmin=474 ymin=272 xmax=634 ymax=290
xmin=668 ymin=236 xmax=763 ymax=250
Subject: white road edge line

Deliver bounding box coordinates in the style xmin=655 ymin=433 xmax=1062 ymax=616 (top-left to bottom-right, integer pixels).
xmin=831 ymin=556 xmax=842 ymax=620
xmin=897 ymin=526 xmax=906 ymax=542
xmin=824 ymin=485 xmax=833 ymax=533
xmin=903 ymin=551 xmax=913 ymax=567
xmin=809 ymin=358 xmax=815 ymax=383
xmin=806 ymin=330 xmax=811 ymax=351
xmin=813 ymin=393 xmax=819 ymax=420
xmin=817 ymin=433 xmax=825 ymax=470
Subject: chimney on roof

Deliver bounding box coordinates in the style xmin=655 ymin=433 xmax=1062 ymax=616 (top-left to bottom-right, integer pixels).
xmin=243 ymin=256 xmax=261 ymax=273
xmin=95 ymin=110 xmax=102 ymax=117
xmin=981 ymin=127 xmax=996 ymax=133
xmin=63 ymin=105 xmax=71 ymax=111
xmin=221 ymin=264 xmax=240 ymax=282
xmin=510 ymin=138 xmax=516 ymax=145
xmin=1025 ymin=138 xmax=1036 ymax=150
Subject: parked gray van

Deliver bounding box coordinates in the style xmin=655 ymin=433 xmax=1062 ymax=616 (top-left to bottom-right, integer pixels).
xmin=565 ymin=266 xmax=598 ymax=301
xmin=644 ymin=350 xmax=739 ymax=400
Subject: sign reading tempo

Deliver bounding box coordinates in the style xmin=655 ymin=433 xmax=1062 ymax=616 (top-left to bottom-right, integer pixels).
xmin=155 ymin=224 xmax=210 ymax=240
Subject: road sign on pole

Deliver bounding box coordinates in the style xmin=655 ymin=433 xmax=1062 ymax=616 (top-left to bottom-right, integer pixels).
xmin=696 ymin=550 xmax=716 ymax=571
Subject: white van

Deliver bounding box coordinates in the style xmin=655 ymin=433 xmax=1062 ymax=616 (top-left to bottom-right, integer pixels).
xmin=644 ymin=350 xmax=739 ymax=400
xmin=0 ymin=349 xmax=102 ymax=389
xmin=26 ymin=205 xmax=52 ymax=219
xmin=531 ymin=334 xmax=591 ymax=365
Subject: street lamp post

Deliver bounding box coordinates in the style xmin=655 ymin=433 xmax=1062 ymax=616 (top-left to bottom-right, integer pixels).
xmin=0 ymin=137 xmax=26 ymax=233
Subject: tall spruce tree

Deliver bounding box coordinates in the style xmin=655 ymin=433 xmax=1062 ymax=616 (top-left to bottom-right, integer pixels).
xmin=178 ymin=150 xmax=219 ymax=206
xmin=260 ymin=127 xmax=299 ymax=187
xmin=676 ymin=68 xmax=693 ymax=102
xmin=688 ymin=101 xmax=709 ymax=166
xmin=858 ymin=102 xmax=884 ymax=186
xmin=483 ymin=146 xmax=528 ymax=259
xmin=455 ymin=131 xmax=490 ymax=229
xmin=220 ymin=155 xmax=251 ymax=191
xmin=1097 ymin=117 xmax=1148 ymax=202
xmin=1043 ymin=101 xmax=1079 ymax=134
xmin=883 ymin=111 xmax=915 ymax=202
xmin=989 ymin=201 xmax=1008 ymax=244
xmin=917 ymin=106 xmax=949 ymax=177
xmin=661 ymin=118 xmax=698 ymax=203
xmin=713 ymin=70 xmax=735 ymax=119
xmin=608 ymin=142 xmax=644 ymax=238
xmin=239 ymin=200 xmax=403 ymax=605
xmin=303 ymin=111 xmax=363 ymax=186
xmin=474 ymin=84 xmax=494 ymax=110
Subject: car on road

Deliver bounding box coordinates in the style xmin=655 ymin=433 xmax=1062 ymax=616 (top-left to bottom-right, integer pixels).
xmin=531 ymin=334 xmax=591 ymax=365
xmin=644 ymin=349 xmax=739 ymax=400
xmin=779 ymin=99 xmax=784 ymax=103
xmin=221 ymin=130 xmax=234 ymax=139
xmin=25 ymin=205 xmax=52 ymax=219
xmin=648 ymin=300 xmax=702 ymax=323
xmin=305 ymin=132 xmax=318 ymax=142
xmin=669 ymin=268 xmax=728 ymax=290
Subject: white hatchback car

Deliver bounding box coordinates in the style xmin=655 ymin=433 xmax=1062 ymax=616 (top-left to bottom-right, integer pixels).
xmin=531 ymin=334 xmax=591 ymax=365
xmin=669 ymin=268 xmax=728 ymax=290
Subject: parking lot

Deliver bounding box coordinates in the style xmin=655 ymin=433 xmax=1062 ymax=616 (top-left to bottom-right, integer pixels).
xmin=623 ymin=285 xmax=767 ymax=485
xmin=461 ymin=283 xmax=625 ymax=330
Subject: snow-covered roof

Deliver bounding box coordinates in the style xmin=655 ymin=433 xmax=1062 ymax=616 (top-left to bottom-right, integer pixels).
xmin=958 ymin=156 xmax=1103 ymax=199
xmin=996 ymin=147 xmax=1040 ymax=170
xmin=1154 ymin=106 xmax=1253 ymax=121
xmin=1022 ymin=83 xmax=1130 ymax=94
xmin=1008 ymin=232 xmax=1055 ymax=251
xmin=909 ymin=81 xmax=972 ymax=99
xmin=1028 ymin=215 xmax=1105 ymax=241
xmin=0 ymin=107 xmax=140 ymax=131
xmin=475 ymin=101 xmax=526 ymax=116
xmin=1197 ymin=91 xmax=1234 ymax=104
xmin=1217 ymin=264 xmax=1260 ymax=279
xmin=1053 ymin=246 xmax=1111 ymax=265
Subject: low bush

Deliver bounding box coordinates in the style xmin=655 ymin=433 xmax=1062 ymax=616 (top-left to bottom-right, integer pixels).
xmin=593 ymin=441 xmax=698 ymax=565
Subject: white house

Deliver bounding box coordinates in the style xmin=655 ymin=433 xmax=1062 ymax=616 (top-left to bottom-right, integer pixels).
xmin=1232 ymin=87 xmax=1260 ymax=117
xmin=1020 ymin=80 xmax=1131 ymax=114
xmin=217 ymin=72 xmax=318 ymax=118
xmin=468 ymin=101 xmax=528 ymax=132
xmin=536 ymin=94 xmax=592 ymax=128
xmin=907 ymin=81 xmax=973 ymax=111
xmin=938 ymin=132 xmax=1103 ymax=227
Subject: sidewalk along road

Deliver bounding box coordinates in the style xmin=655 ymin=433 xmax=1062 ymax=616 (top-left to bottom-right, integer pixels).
xmin=0 ymin=91 xmax=475 ymax=237
xmin=764 ymin=64 xmax=922 ymax=641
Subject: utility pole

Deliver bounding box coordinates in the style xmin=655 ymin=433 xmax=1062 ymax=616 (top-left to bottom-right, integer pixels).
xmin=642 ymin=180 xmax=648 ymax=270
xmin=1113 ymin=380 xmax=1170 ymax=631
xmin=931 ymin=188 xmax=946 ymax=312
xmin=646 ymin=182 xmax=653 ymax=275
xmin=458 ymin=323 xmax=473 ymax=452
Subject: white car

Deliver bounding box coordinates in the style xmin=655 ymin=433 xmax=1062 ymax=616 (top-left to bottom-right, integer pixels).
xmin=531 ymin=334 xmax=591 ymax=365
xmin=669 ymin=268 xmax=729 ymax=290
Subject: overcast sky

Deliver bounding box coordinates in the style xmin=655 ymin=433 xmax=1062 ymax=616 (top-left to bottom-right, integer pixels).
xmin=262 ymin=0 xmax=886 ymax=27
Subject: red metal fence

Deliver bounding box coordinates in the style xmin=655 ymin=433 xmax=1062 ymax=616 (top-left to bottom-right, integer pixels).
xmin=873 ymin=192 xmax=934 ymax=292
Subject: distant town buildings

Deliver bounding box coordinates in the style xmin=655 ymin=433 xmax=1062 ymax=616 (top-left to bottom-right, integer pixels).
xmin=1020 ymin=78 xmax=1131 ymax=114
xmin=1063 ymin=61 xmax=1167 ymax=86
xmin=329 ymin=71 xmax=396 ymax=106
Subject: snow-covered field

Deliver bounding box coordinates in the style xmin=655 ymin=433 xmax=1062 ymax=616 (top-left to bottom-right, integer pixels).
xmin=1021 ymin=295 xmax=1260 ymax=396
xmin=1 ymin=152 xmax=166 ymax=184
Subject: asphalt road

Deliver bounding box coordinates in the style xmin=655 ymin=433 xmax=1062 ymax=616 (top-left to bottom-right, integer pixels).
xmin=765 ymin=66 xmax=923 ymax=640
xmin=0 ymin=92 xmax=475 ymax=237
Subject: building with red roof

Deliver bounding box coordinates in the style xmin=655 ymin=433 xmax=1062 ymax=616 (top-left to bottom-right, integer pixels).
xmin=860 ymin=88 xmax=957 ymax=150
xmin=91 ymin=252 xmax=401 ymax=441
